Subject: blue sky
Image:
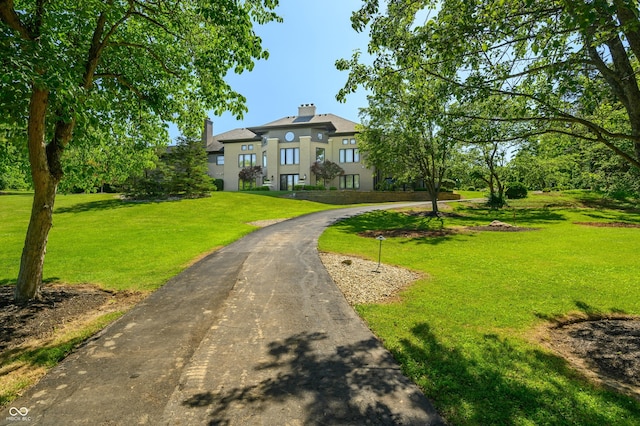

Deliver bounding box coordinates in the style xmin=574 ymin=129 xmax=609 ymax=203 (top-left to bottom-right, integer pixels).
xmin=171 ymin=1 xmax=371 ymax=140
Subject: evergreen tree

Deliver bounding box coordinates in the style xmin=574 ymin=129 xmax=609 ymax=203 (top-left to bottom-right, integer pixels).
xmin=169 ymin=136 xmax=215 ymax=197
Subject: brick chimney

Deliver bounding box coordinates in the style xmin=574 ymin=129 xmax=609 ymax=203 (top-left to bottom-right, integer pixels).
xmin=298 ymin=103 xmax=316 ymax=117
xmin=202 ymin=118 xmax=213 ymax=148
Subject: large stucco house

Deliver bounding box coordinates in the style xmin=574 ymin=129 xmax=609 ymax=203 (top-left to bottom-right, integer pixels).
xmin=204 ymin=104 xmax=375 ymax=191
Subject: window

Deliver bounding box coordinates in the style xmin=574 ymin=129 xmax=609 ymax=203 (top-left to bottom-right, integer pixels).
xmin=280 ymin=148 xmax=300 ymax=165
xmin=350 ymin=138 xmax=356 ymax=145
xmin=216 ymin=155 xmax=224 ymax=165
xmin=238 ymin=153 xmax=256 ymax=168
xmin=339 ymin=174 xmax=360 ymax=190
xmin=339 ymin=148 xmax=360 ymax=163
xmin=342 ymin=138 xmax=349 ymax=145
xmin=262 ymin=151 xmax=267 ymax=168
xmin=241 ymin=145 xmax=247 ymax=151
xmin=280 ymin=174 xmax=299 ymax=191
xmin=316 ymin=148 xmax=325 ymax=163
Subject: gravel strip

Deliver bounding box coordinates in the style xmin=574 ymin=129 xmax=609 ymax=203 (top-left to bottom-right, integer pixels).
xmin=319 ymin=252 xmax=422 ymax=305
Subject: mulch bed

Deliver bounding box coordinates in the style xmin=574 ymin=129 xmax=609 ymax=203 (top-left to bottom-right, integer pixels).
xmin=547 ymin=318 xmax=640 ymax=400
xmin=359 ymin=229 xmax=458 ymax=239
xmin=1 ymin=285 xmax=116 ymax=352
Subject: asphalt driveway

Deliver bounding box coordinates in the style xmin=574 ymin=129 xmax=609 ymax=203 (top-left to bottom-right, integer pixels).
xmin=2 ymin=204 xmax=444 ymax=425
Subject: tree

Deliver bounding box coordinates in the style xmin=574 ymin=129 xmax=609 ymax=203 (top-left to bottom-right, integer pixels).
xmin=448 ymin=97 xmax=525 ymax=208
xmin=310 ymin=160 xmax=344 ymax=188
xmin=356 ymin=78 xmax=457 ymax=214
xmin=1 ymin=0 xmax=280 ymax=302
xmin=468 ymin=143 xmax=510 ymax=208
xmin=169 ymin=136 xmax=215 ymax=197
xmin=58 ymin=120 xmax=165 ymax=194
xmin=0 ymin=128 xmax=31 ymax=190
xmin=338 ymin=29 xmax=458 ymax=214
xmin=342 ymin=0 xmax=640 ymax=173
xmin=238 ymin=165 xmax=263 ymax=190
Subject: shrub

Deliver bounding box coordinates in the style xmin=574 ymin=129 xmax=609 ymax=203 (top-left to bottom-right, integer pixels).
xmin=214 ymin=179 xmax=224 ymax=191
xmin=506 ymin=182 xmax=528 ymax=199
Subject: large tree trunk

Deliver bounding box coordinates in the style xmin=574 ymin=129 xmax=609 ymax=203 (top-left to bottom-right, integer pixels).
xmin=14 ymin=87 xmax=58 ymax=302
xmin=15 ymin=179 xmax=57 ymax=302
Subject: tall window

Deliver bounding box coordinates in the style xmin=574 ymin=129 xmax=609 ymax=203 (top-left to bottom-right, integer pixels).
xmin=280 ymin=148 xmax=300 ymax=165
xmin=262 ymin=151 xmax=267 ymax=168
xmin=339 ymin=174 xmax=360 ymax=190
xmin=238 ymin=153 xmax=256 ymax=168
xmin=316 ymin=147 xmax=325 ymax=163
xmin=280 ymin=174 xmax=299 ymax=191
xmin=339 ymin=148 xmax=360 ymax=163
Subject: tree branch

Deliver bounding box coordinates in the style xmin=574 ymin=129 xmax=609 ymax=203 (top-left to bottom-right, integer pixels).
xmin=108 ymin=41 xmax=180 ymax=76
xmin=0 ymin=0 xmax=33 ymax=39
xmin=94 ymin=73 xmax=145 ymax=99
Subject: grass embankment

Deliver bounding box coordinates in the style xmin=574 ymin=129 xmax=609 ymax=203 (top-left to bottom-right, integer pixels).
xmin=0 ymin=191 xmax=335 ymax=405
xmin=319 ymin=191 xmax=640 ymax=425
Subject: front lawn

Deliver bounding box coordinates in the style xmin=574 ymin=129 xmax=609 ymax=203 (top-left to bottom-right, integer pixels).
xmin=1 ymin=192 xmax=335 ymax=291
xmin=0 ymin=191 xmax=336 ymax=405
xmin=318 ymin=191 xmax=640 ymax=425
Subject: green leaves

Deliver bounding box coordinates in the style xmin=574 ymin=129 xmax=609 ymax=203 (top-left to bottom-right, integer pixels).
xmin=341 ymin=0 xmax=640 ymax=171
xmin=1 ymin=0 xmax=281 ymax=145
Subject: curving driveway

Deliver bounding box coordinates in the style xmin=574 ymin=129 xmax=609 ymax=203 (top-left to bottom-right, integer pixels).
xmin=3 ymin=204 xmax=444 ymax=425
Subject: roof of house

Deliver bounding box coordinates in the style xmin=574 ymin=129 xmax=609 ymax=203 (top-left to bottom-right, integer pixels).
xmin=252 ymin=113 xmax=358 ymax=135
xmin=207 ymin=110 xmax=359 ymax=152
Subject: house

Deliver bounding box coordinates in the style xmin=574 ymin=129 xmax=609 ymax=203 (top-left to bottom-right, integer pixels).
xmin=204 ymin=104 xmax=375 ymax=191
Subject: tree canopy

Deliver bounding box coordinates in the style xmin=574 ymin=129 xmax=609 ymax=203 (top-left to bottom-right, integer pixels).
xmin=1 ymin=0 xmax=280 ymax=301
xmin=339 ymin=0 xmax=640 ymax=171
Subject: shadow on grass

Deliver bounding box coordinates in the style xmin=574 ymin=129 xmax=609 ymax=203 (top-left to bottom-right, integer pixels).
xmin=535 ymin=301 xmax=629 ymax=324
xmin=452 ymin=205 xmax=568 ymax=225
xmin=580 ymin=210 xmax=640 ymax=224
xmin=398 ymin=323 xmax=640 ymax=425
xmin=331 ymin=208 xmax=566 ymax=243
xmin=0 ymin=277 xmax=59 ymax=287
xmin=575 ymin=194 xmax=640 ymax=213
xmin=54 ymin=198 xmax=180 ymax=214
xmin=0 ymin=191 xmax=33 ymax=196
xmin=181 ymin=331 xmax=442 ymax=425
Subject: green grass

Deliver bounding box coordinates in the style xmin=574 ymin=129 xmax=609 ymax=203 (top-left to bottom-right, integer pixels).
xmin=1 ymin=191 xmax=337 ymax=406
xmin=319 ymin=191 xmax=640 ymax=425
xmin=1 ymin=192 xmax=336 ymax=291
xmin=454 ymin=190 xmax=486 ymax=199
